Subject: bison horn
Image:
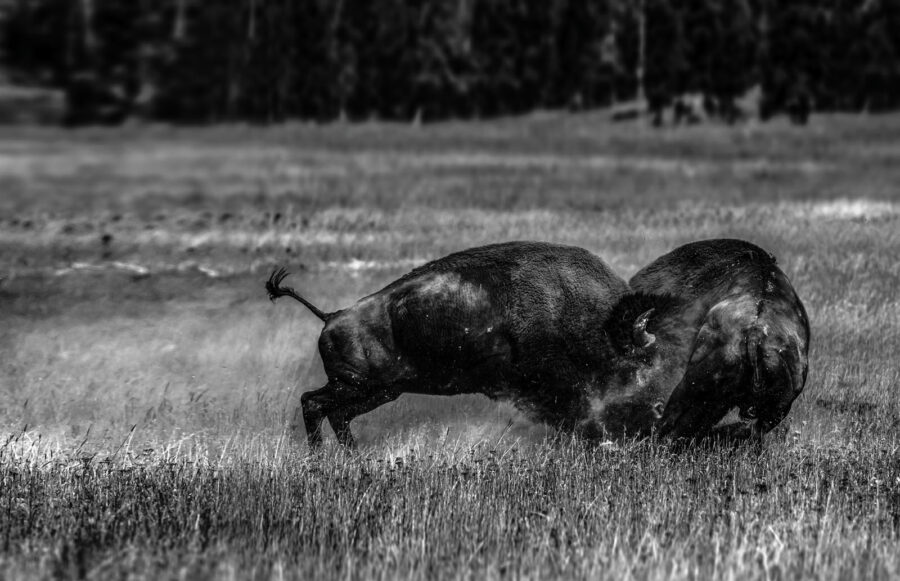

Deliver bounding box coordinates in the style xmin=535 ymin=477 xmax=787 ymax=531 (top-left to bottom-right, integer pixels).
xmin=633 ymin=309 xmax=656 ymax=348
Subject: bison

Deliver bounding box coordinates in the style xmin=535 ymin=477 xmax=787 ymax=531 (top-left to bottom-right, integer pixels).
xmin=629 ymin=239 xmax=810 ymax=441
xmin=267 ymin=241 xmax=686 ymax=447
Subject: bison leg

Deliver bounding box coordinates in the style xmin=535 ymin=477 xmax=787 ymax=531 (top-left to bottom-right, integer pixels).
xmin=327 ymin=410 xmax=355 ymax=448
xmin=298 ymin=382 xmax=348 ymax=448
xmin=299 ymin=381 xmax=400 ymax=448
xmin=327 ymin=390 xmax=401 ymax=448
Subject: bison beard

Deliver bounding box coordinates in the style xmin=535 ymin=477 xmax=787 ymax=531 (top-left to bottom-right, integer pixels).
xmin=266 ymin=241 xmax=674 ymax=448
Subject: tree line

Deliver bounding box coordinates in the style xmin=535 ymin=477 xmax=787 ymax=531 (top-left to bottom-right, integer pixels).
xmin=1 ymin=0 xmax=899 ymax=125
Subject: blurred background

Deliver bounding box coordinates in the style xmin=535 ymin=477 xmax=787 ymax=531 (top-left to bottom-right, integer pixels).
xmin=2 ymin=0 xmax=900 ymax=126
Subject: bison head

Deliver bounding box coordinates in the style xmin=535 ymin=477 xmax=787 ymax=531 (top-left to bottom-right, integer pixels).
xmin=656 ymin=294 xmax=810 ymax=442
xmin=578 ymin=293 xmax=695 ymax=439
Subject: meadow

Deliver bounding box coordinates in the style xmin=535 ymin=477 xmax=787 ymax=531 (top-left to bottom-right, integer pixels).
xmin=1 ymin=112 xmax=899 ymax=579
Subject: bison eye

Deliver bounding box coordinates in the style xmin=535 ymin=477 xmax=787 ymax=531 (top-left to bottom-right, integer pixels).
xmin=632 ymin=308 xmax=656 ymax=348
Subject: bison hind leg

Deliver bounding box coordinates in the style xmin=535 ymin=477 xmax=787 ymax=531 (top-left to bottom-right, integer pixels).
xmin=327 ymin=389 xmax=401 ymax=448
xmin=298 ymin=382 xmax=348 ymax=449
xmin=326 ymin=410 xmax=355 ymax=448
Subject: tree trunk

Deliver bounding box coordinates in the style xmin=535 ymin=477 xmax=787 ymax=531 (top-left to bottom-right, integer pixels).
xmin=173 ymin=0 xmax=187 ymax=42
xmin=636 ymin=0 xmax=645 ymax=104
xmin=330 ymin=0 xmax=344 ymax=33
xmin=247 ymin=0 xmax=256 ymax=41
xmin=134 ymin=0 xmax=156 ymax=118
xmin=457 ymin=0 xmax=471 ymax=53
xmin=81 ymin=0 xmax=97 ymax=59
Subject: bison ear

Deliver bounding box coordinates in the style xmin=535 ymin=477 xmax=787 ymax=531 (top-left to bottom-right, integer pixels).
xmin=633 ymin=309 xmax=656 ymax=348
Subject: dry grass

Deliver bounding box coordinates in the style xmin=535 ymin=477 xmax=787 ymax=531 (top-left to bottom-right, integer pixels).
xmin=2 ymin=434 xmax=899 ymax=580
xmin=1 ymin=112 xmax=899 ymax=579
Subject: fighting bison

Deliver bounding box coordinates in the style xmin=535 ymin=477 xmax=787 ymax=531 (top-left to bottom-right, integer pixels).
xmin=267 ymin=241 xmax=685 ymax=447
xmin=629 ymin=239 xmax=810 ymax=441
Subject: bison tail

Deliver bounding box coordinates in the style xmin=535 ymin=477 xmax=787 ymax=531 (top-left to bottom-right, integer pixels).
xmin=266 ymin=267 xmax=334 ymax=323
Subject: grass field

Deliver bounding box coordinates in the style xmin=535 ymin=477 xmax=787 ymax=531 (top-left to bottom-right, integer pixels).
xmin=1 ymin=112 xmax=899 ymax=579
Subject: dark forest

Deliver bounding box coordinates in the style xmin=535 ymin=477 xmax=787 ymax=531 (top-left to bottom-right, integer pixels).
xmin=2 ymin=0 xmax=899 ymax=124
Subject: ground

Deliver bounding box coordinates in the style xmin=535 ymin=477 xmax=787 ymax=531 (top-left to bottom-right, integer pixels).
xmin=1 ymin=112 xmax=899 ymax=579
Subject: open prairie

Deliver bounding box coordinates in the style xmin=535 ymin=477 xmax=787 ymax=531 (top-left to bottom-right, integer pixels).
xmin=1 ymin=112 xmax=899 ymax=580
